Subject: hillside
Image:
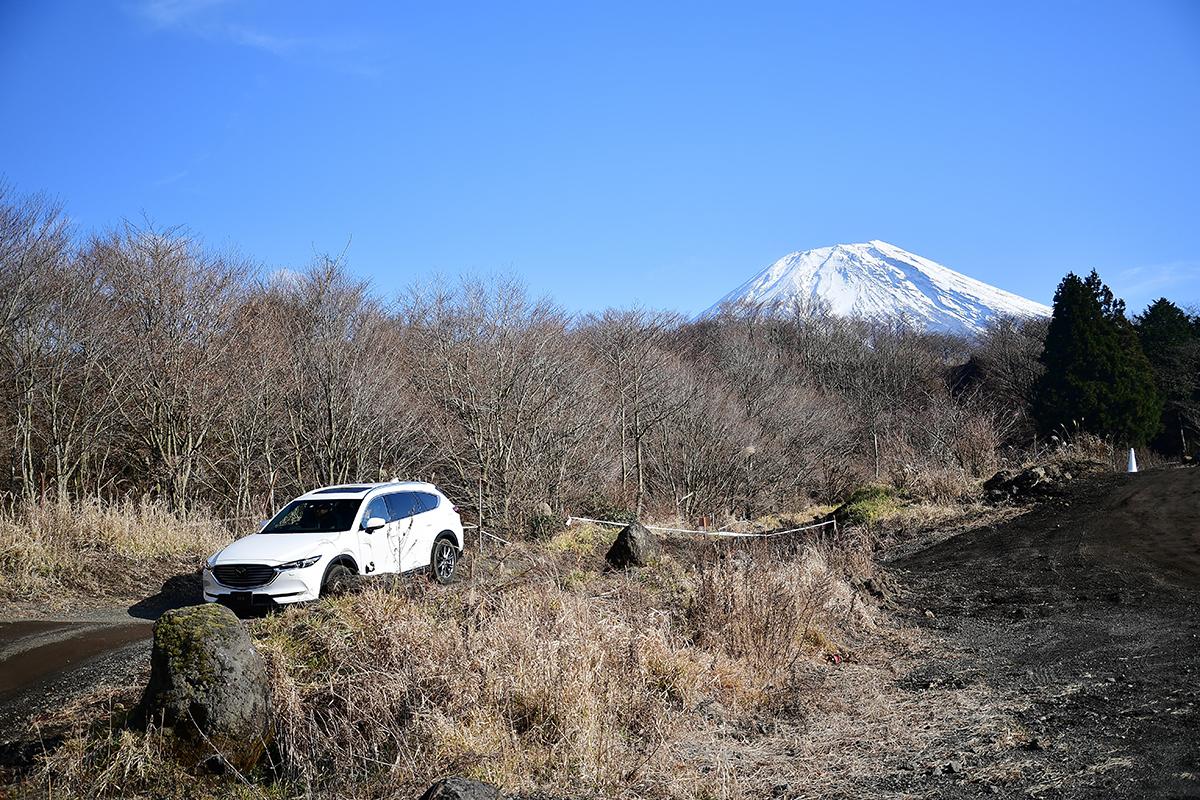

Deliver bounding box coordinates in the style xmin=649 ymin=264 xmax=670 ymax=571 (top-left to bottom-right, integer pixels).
xmin=2 ymin=467 xmax=1198 ymax=798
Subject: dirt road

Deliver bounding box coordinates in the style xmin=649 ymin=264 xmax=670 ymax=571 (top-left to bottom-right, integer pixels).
xmin=0 ymin=570 xmax=208 ymax=744
xmin=893 ymin=467 xmax=1200 ymax=798
xmin=0 ymin=616 xmax=153 ymax=740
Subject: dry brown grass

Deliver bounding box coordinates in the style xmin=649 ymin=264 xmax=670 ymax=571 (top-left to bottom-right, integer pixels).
xmin=6 ymin=684 xmax=261 ymax=800
xmin=11 ymin=521 xmax=1030 ymax=800
xmin=259 ymin=584 xmax=703 ymax=796
xmin=0 ymin=500 xmax=232 ymax=603
xmin=689 ymin=548 xmax=848 ymax=702
xmin=248 ymin=534 xmax=890 ymax=798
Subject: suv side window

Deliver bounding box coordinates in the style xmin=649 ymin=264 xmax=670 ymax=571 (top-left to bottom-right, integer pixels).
xmin=384 ymin=492 xmax=419 ymax=521
xmin=416 ymin=492 xmax=440 ymax=513
xmin=361 ymin=496 xmax=389 ymax=528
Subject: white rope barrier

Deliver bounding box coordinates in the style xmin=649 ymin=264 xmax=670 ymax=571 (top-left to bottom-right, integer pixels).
xmin=457 ymin=516 xmax=835 ymax=554
xmin=462 ymin=523 xmax=512 ymax=545
xmin=565 ymin=516 xmax=837 ymax=539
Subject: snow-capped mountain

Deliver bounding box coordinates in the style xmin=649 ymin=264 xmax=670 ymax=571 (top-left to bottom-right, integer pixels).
xmin=703 ymin=240 xmax=1050 ymax=336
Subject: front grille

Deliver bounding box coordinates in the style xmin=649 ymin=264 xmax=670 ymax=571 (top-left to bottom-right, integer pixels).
xmin=212 ymin=563 xmax=276 ymax=589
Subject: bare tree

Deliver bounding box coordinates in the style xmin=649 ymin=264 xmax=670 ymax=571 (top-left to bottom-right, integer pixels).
xmin=0 ymin=187 xmax=71 ymax=497
xmin=402 ymin=277 xmax=606 ymax=530
xmin=0 ymin=185 xmax=1061 ymax=530
xmin=28 ymin=241 xmax=124 ymax=501
xmin=96 ymin=222 xmax=247 ymax=510
xmin=584 ymin=309 xmax=693 ymax=516
xmin=274 ymin=258 xmax=421 ymax=491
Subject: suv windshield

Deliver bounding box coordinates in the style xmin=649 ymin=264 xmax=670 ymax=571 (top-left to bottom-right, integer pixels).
xmin=262 ymin=499 xmax=361 ymax=534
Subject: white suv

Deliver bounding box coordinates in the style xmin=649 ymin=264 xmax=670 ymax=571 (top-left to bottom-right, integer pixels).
xmin=202 ymin=482 xmax=464 ymax=608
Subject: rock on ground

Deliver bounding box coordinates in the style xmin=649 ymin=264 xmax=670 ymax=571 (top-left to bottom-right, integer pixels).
xmin=984 ymin=463 xmax=1075 ymax=502
xmin=136 ymin=602 xmax=271 ymax=770
xmin=605 ymin=521 xmax=660 ymax=568
xmin=851 ymin=572 xmax=901 ymax=610
xmin=419 ymin=776 xmax=501 ymax=800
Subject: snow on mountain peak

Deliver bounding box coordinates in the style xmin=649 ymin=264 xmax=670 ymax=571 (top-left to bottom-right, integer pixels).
xmin=703 ymin=241 xmax=1051 ymax=336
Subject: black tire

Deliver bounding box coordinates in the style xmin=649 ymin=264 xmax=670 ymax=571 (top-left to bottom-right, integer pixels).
xmin=431 ymin=533 xmax=460 ymax=584
xmin=321 ymin=562 xmax=354 ymax=597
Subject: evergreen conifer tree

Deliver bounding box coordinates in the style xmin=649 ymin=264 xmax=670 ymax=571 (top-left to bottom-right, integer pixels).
xmin=1033 ymin=271 xmax=1161 ymax=445
xmin=1134 ymin=298 xmax=1200 ymax=454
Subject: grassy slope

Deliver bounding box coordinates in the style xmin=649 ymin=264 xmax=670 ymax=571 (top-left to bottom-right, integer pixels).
xmin=8 ymin=509 xmax=1028 ymax=800
xmin=0 ymin=500 xmax=232 ymax=610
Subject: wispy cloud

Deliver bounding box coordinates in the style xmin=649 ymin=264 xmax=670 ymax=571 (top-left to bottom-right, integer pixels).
xmin=136 ymin=0 xmax=234 ymax=29
xmin=223 ymin=24 xmax=309 ymax=57
xmin=150 ymin=168 xmax=189 ymax=187
xmin=129 ymin=0 xmax=378 ymax=73
xmin=1113 ymin=260 xmax=1200 ymax=311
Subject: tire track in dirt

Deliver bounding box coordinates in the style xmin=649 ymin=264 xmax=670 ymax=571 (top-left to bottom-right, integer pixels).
xmin=892 ymin=467 xmax=1200 ymax=798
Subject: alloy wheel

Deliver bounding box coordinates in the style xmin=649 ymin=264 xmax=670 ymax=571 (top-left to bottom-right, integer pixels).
xmin=435 ymin=541 xmax=457 ymax=581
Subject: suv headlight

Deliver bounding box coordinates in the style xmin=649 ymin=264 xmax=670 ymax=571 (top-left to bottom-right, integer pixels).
xmin=276 ymin=556 xmax=321 ymax=571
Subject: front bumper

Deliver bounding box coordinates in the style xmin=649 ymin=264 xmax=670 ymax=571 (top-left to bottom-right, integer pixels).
xmin=202 ymin=565 xmax=322 ymax=605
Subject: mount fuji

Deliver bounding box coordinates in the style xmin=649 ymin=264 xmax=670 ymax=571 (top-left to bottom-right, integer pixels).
xmin=703 ymin=240 xmax=1051 ymax=337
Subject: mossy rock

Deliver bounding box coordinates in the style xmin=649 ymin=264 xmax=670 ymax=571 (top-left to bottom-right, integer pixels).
xmin=547 ymin=522 xmax=611 ymax=557
xmin=136 ymin=603 xmax=272 ymax=771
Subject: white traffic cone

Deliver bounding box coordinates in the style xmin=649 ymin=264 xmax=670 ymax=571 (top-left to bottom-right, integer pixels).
xmin=1127 ymin=447 xmax=1138 ymax=473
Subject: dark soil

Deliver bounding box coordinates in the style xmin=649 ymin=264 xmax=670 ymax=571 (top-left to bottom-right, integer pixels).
xmin=891 ymin=466 xmax=1200 ymax=798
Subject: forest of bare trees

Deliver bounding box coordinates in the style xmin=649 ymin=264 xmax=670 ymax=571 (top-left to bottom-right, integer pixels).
xmin=0 ymin=186 xmax=1051 ymax=534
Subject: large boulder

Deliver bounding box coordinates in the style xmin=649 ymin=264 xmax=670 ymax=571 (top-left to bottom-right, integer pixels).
xmin=605 ymin=521 xmax=660 ymax=569
xmin=419 ymin=776 xmax=501 ymax=800
xmin=136 ymin=603 xmax=271 ymax=770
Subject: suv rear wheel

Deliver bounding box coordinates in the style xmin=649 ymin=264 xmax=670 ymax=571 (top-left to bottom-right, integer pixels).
xmin=431 ymin=534 xmax=459 ymax=584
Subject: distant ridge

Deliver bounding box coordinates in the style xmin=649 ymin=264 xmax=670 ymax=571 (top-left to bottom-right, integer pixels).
xmin=704 ymin=240 xmax=1051 ymax=336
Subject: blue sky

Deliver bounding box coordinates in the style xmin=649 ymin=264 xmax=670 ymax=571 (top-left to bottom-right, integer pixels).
xmin=2 ymin=0 xmax=1198 ymax=315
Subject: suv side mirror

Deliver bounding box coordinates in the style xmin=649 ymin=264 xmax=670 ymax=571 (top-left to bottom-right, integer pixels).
xmin=364 ymin=516 xmax=387 ymax=532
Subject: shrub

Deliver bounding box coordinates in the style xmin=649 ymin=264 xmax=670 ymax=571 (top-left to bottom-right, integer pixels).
xmin=890 ymin=465 xmax=977 ymax=503
xmin=834 ymin=485 xmax=901 ymax=527
xmin=256 ymin=584 xmax=698 ymax=796
xmin=575 ymin=497 xmax=638 ymax=525
xmin=545 ymin=521 xmax=612 ymax=558
xmin=525 ymin=513 xmax=562 ymax=540
xmin=688 ymin=543 xmax=852 ymax=712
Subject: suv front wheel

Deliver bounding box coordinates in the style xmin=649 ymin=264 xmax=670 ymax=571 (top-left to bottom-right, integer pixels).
xmin=431 ymin=534 xmax=459 ymax=584
xmin=321 ymin=562 xmax=354 ymax=596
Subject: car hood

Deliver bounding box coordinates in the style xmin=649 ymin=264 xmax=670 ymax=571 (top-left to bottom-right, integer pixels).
xmin=213 ymin=532 xmax=341 ymax=565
